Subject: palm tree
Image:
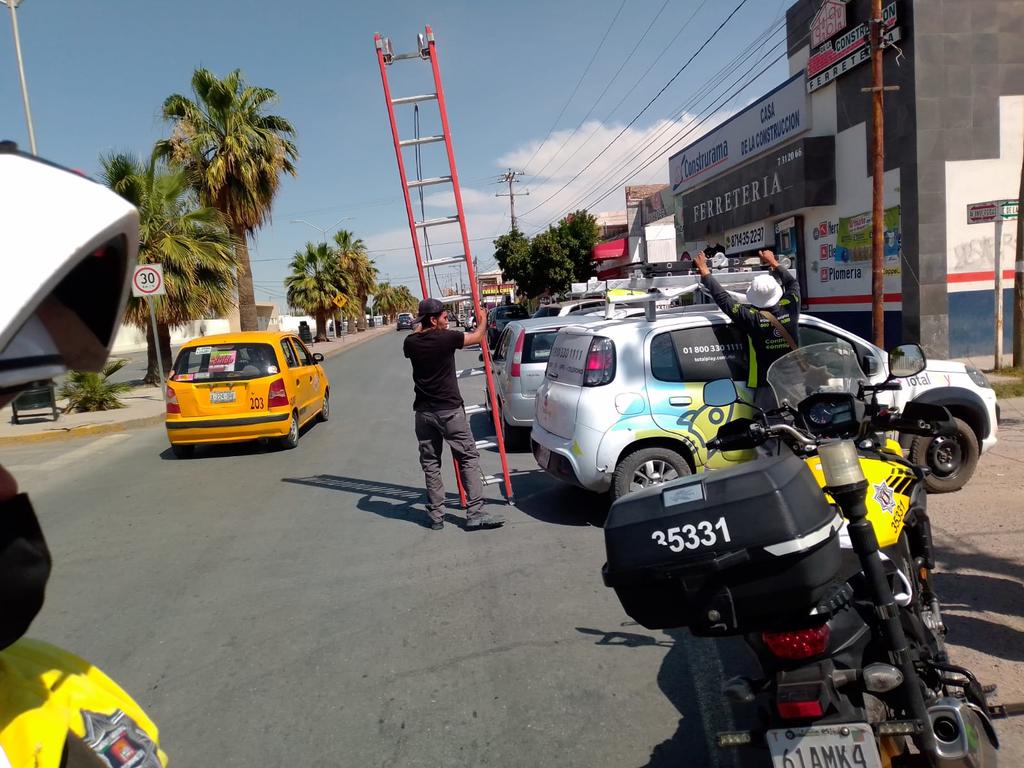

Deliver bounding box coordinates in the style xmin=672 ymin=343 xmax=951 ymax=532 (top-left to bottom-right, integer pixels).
xmin=101 ymin=152 xmax=237 ymax=384
xmin=285 ymin=242 xmax=346 ymax=341
xmin=155 ymin=68 xmax=298 ymax=332
xmin=333 ymin=230 xmax=377 ymax=332
xmin=372 ymin=282 xmax=418 ymax=322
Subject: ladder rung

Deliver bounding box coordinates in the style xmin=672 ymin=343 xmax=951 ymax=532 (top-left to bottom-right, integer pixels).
xmin=407 ymin=175 xmax=452 ymax=189
xmin=415 ymin=215 xmax=459 ymax=229
xmin=475 ymin=439 xmax=497 ymax=450
xmin=391 ymin=93 xmax=437 ymax=106
xmin=424 ymin=255 xmax=466 ymax=269
xmin=457 ymin=366 xmax=485 ymax=379
xmin=440 ymin=294 xmax=472 ymax=304
xmin=464 ymin=404 xmax=487 ymax=415
xmin=482 ymin=474 xmax=505 ymax=486
xmin=400 ymin=135 xmax=445 ymax=147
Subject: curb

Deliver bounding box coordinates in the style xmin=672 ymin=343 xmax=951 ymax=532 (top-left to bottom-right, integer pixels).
xmin=0 ymin=326 xmax=394 ymax=448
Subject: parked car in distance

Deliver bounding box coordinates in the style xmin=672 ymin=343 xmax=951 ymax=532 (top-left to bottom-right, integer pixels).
xmin=397 ymin=312 xmax=414 ymax=331
xmin=531 ymin=298 xmax=607 ymax=318
xmin=165 ymin=331 xmax=329 ymax=458
xmin=486 ymin=317 xmax=581 ymax=449
xmin=486 ymin=304 xmax=529 ymax=349
xmin=531 ymin=308 xmax=998 ymax=500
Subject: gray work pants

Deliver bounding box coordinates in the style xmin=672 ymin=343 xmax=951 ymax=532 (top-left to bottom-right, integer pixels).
xmin=414 ymin=408 xmax=484 ymax=522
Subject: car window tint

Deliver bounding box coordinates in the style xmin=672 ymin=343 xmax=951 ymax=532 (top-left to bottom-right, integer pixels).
xmin=798 ymin=325 xmax=856 ymax=355
xmin=280 ymin=340 xmax=298 ymax=368
xmin=494 ymin=328 xmax=512 ymax=360
xmin=670 ymin=325 xmax=748 ymax=382
xmin=523 ymin=331 xmax=559 ymax=364
xmin=650 ymin=332 xmax=683 ymax=382
xmin=293 ymin=338 xmax=314 ymax=365
xmin=533 ymin=306 xmax=559 ymax=318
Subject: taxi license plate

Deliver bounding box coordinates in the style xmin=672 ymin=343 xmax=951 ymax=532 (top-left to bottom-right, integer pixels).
xmin=210 ymin=390 xmax=236 ymax=404
xmin=534 ymin=443 xmax=551 ymax=469
xmin=767 ymin=723 xmax=881 ymax=768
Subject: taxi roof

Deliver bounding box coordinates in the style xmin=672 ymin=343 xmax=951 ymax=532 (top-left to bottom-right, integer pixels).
xmin=179 ymin=330 xmax=303 ymax=347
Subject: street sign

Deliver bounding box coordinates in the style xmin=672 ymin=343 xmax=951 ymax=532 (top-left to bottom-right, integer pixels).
xmin=132 ymin=264 xmax=166 ymax=297
xmin=967 ymin=199 xmax=1019 ymax=225
xmin=332 ymin=293 xmax=347 ymax=309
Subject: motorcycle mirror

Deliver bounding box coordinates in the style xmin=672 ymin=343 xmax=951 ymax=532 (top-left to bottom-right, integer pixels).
xmin=888 ymin=344 xmax=926 ymax=378
xmin=703 ymin=378 xmax=738 ymax=407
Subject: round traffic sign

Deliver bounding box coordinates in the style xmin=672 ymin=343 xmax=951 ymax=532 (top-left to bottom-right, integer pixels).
xmin=132 ymin=264 xmax=165 ymax=297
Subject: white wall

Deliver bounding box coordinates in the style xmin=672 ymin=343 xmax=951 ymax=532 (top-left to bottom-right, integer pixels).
xmin=945 ymin=95 xmax=1024 ymax=294
xmin=111 ymin=318 xmax=234 ymax=354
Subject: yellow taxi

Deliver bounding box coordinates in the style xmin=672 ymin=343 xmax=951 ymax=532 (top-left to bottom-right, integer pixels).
xmin=165 ymin=331 xmax=329 ymax=457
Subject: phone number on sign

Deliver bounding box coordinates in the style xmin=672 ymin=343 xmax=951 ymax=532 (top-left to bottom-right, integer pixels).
xmin=678 ymin=343 xmax=743 ymax=356
xmin=726 ymin=226 xmax=765 ymax=250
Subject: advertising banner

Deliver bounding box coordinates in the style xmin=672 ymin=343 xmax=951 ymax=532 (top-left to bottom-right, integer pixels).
xmin=808 ymin=206 xmax=902 ymax=300
xmin=679 ymin=137 xmax=836 ymax=242
xmin=669 ymin=72 xmax=810 ymax=196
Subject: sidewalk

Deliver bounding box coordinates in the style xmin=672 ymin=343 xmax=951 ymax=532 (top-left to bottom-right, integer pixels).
xmin=0 ymin=323 xmax=395 ymax=446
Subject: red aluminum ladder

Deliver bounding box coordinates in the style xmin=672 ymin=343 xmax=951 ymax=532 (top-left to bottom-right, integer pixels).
xmin=374 ymin=25 xmax=514 ymax=505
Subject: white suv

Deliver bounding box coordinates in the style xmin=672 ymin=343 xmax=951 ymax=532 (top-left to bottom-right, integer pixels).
xmin=531 ymin=309 xmax=998 ymax=499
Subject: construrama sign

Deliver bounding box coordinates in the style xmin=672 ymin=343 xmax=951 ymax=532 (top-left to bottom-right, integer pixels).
xmin=669 ymin=72 xmax=809 ymax=196
xmin=680 ymin=137 xmax=836 ymax=242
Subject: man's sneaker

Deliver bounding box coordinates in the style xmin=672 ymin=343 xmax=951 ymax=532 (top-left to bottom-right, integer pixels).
xmin=466 ymin=513 xmax=505 ymax=530
xmin=430 ymin=519 xmax=444 ymax=531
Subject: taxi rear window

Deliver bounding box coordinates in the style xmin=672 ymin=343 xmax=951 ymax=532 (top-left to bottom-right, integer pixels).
xmin=172 ymin=343 xmax=279 ymax=382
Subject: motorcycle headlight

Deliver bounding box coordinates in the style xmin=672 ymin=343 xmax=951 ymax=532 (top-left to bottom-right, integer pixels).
xmin=965 ymin=365 xmax=991 ymax=388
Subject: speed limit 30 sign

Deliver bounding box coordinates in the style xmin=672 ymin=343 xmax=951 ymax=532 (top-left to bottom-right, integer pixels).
xmin=132 ymin=264 xmax=166 ymax=297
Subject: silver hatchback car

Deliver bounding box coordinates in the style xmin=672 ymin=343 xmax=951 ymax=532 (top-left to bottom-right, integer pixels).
xmin=487 ymin=316 xmax=582 ymax=449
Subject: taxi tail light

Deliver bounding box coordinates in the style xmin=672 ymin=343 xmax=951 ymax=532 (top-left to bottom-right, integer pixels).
xmin=510 ymin=329 xmax=526 ymax=378
xmin=583 ymin=337 xmax=616 ymax=387
xmin=165 ymin=386 xmax=180 ymax=414
xmin=268 ymin=378 xmax=289 ymax=407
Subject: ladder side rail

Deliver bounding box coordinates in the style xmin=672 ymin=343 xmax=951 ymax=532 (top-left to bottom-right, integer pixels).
xmin=375 ymin=34 xmax=429 ymax=298
xmin=425 ymin=27 xmax=513 ymax=503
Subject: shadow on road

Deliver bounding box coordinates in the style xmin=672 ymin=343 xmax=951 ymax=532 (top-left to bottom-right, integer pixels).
xmin=511 ymin=470 xmax=610 ymax=528
xmin=576 ymin=625 xmax=760 ymax=768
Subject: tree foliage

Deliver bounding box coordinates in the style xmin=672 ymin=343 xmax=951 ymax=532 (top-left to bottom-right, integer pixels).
xmin=334 ymin=230 xmax=377 ymax=332
xmin=61 ymin=360 xmax=133 ymax=412
xmin=372 ymin=283 xmax=418 ymax=321
xmin=285 ymin=242 xmax=347 ymax=341
xmin=553 ymin=210 xmax=601 ymax=281
xmin=491 ymin=212 xmax=600 ymax=299
xmin=155 ymin=68 xmax=298 ymax=332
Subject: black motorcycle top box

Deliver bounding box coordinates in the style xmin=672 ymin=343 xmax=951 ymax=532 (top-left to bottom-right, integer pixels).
xmin=602 ymin=453 xmax=842 ymax=635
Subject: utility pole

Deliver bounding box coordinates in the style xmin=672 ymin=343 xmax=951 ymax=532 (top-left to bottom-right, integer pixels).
xmin=496 ymin=169 xmax=528 ymax=231
xmin=868 ymin=0 xmax=886 ymax=347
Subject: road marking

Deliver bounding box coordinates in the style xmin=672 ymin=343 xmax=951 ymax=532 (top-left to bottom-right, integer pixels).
xmin=4 ymin=433 xmax=131 ymax=473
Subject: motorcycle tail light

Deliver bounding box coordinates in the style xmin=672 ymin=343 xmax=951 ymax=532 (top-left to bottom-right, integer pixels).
xmin=762 ymin=624 xmax=831 ymax=660
xmin=268 ymin=378 xmax=289 ymax=407
xmin=165 ymin=385 xmax=180 ymax=414
xmin=776 ymin=680 xmax=828 ymax=720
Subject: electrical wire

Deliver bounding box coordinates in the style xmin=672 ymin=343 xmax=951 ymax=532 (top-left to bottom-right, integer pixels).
xmin=519 ymin=0 xmax=752 ymax=219
xmin=530 ymin=0 xmax=709 ymax=185
xmin=520 ymin=0 xmax=628 ymax=175
xmin=414 ymin=104 xmax=444 ymax=297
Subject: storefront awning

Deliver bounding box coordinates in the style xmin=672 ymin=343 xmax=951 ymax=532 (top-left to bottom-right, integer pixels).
xmin=593 ymin=238 xmax=628 ymax=261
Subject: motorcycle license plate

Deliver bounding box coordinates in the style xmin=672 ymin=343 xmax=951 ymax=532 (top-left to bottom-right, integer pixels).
xmin=766 ymin=723 xmax=882 ymax=768
xmin=210 ymin=390 xmax=236 ymax=404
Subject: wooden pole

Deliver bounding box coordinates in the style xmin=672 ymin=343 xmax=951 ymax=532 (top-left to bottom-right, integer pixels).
xmin=870 ymin=0 xmax=885 ymax=347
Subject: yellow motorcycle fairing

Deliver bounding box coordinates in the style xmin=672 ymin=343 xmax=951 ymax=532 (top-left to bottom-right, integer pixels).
xmin=0 ymin=638 xmax=167 ymax=768
xmin=803 ymin=452 xmax=919 ymax=549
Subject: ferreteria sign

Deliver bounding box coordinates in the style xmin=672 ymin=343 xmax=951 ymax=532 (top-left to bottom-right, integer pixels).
xmin=669 ymin=71 xmax=809 ymax=196
xmin=806 ymin=0 xmax=901 ymax=93
xmin=680 ymin=136 xmax=836 ymax=242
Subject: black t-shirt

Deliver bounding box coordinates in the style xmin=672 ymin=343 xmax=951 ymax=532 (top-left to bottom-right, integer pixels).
xmin=403 ymin=328 xmax=465 ymax=412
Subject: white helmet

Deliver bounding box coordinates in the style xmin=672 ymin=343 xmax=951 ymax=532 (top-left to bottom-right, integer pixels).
xmin=0 ymin=143 xmax=139 ymax=394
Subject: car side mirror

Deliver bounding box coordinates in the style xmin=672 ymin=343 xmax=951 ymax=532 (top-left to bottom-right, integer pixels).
xmin=861 ymin=354 xmax=881 ymax=377
xmin=313 ymin=353 xmax=325 ymax=363
xmin=703 ymin=378 xmax=738 ymax=407
xmin=888 ymin=344 xmax=926 ymax=378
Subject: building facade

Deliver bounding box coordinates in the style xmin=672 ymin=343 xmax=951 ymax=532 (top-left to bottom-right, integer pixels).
xmin=667 ymin=0 xmax=1024 ymax=357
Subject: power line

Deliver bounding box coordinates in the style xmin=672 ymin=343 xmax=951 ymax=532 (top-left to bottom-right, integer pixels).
xmin=519 ymin=0 xmax=752 ymax=219
xmin=495 ymin=169 xmax=529 ymax=230
xmin=521 ymin=0 xmax=628 ymax=175
xmin=527 ymin=0 xmax=698 ymax=183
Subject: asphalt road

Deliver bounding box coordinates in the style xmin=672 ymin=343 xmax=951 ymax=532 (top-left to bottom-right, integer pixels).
xmin=2 ymin=332 xmax=1020 ymax=765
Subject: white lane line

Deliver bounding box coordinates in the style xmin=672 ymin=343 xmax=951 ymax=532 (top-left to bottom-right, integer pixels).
xmin=4 ymin=433 xmax=131 ymax=473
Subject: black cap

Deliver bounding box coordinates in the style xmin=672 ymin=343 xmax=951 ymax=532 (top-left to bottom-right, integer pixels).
xmin=413 ymin=297 xmax=445 ymax=323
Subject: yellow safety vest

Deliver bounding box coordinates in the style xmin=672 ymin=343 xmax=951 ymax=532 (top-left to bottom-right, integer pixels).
xmin=0 ymin=638 xmax=167 ymax=767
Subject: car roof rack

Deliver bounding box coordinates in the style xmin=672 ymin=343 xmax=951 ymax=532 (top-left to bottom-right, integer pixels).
xmin=568 ymin=268 xmax=793 ymax=322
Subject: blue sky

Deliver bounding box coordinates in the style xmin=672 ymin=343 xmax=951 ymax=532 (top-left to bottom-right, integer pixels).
xmin=1 ymin=0 xmax=790 ymax=304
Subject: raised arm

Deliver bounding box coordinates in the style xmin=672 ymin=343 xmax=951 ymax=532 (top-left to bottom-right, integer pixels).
xmin=694 ymin=251 xmax=760 ymax=328
xmin=760 ymin=249 xmax=799 ymax=302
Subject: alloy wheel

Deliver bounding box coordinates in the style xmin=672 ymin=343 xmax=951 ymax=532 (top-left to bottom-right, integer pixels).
xmin=631 ymin=459 xmax=680 ymax=491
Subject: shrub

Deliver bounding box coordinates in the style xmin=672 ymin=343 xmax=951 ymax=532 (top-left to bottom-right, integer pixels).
xmin=60 ymin=359 xmax=134 ymax=412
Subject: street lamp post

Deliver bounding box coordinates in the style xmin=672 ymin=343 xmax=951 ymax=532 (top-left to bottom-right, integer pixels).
xmin=2 ymin=0 xmax=37 ymax=155
xmin=289 ymin=216 xmax=355 ymax=244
